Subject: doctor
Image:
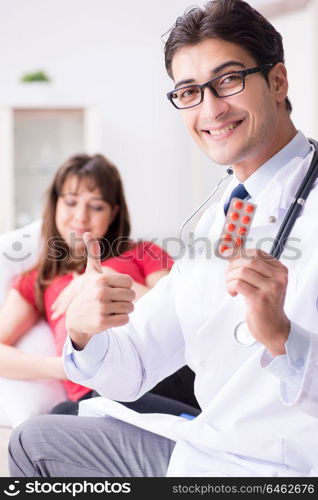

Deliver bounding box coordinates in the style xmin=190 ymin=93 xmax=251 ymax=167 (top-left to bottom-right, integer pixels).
xmin=9 ymin=0 xmax=318 ymax=477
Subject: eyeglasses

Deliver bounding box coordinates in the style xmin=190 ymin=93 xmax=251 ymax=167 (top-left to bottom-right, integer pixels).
xmin=167 ymin=63 xmax=274 ymax=110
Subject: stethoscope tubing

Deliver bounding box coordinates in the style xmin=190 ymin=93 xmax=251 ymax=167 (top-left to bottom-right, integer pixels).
xmin=270 ymin=138 xmax=318 ymax=259
xmin=179 ymin=167 xmax=233 ymax=241
xmin=237 ymin=138 xmax=318 ymax=346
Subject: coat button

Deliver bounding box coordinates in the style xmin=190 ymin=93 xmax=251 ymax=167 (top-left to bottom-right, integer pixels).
xmin=269 ymin=216 xmax=276 ymax=223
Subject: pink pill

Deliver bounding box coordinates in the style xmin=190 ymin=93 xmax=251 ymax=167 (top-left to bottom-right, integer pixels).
xmin=226 ymin=223 xmax=236 ymax=232
xmin=241 ymin=215 xmax=251 ymax=225
xmin=245 ymin=204 xmax=255 ymax=213
xmin=230 ymin=212 xmax=240 ymax=221
xmin=233 ymin=200 xmax=243 ymax=210
xmin=219 ymin=244 xmax=230 ymax=254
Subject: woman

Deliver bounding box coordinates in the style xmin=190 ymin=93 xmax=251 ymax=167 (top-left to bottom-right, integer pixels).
xmin=0 ymin=153 xmax=189 ymax=415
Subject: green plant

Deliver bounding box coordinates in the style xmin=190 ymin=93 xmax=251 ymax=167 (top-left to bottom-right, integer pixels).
xmin=20 ymin=70 xmax=51 ymax=83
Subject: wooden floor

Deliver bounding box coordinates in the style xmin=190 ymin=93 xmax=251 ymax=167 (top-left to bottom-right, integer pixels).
xmin=0 ymin=427 xmax=12 ymax=477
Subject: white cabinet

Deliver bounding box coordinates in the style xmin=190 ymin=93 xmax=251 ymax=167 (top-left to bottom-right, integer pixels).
xmin=0 ymin=105 xmax=101 ymax=233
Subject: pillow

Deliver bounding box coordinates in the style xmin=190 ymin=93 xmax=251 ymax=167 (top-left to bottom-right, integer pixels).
xmin=0 ymin=322 xmax=67 ymax=427
xmin=0 ymin=220 xmax=42 ymax=303
xmin=0 ymin=221 xmax=66 ymax=428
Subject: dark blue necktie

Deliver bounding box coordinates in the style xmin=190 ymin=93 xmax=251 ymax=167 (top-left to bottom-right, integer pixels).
xmin=224 ymin=183 xmax=249 ymax=214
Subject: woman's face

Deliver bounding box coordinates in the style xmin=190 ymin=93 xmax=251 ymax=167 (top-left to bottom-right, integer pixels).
xmin=55 ymin=175 xmax=117 ymax=252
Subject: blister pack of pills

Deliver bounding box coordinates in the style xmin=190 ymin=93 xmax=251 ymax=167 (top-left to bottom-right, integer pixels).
xmin=216 ymin=198 xmax=257 ymax=258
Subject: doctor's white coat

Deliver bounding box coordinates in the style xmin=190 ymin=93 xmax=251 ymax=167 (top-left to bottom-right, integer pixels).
xmin=66 ymin=142 xmax=318 ymax=477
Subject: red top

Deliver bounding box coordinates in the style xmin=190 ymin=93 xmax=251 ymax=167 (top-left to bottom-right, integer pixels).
xmin=12 ymin=241 xmax=173 ymax=401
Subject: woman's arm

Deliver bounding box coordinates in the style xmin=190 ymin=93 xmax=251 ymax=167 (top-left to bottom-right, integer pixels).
xmin=0 ymin=289 xmax=65 ymax=380
xmin=0 ymin=344 xmax=65 ymax=379
xmin=0 ymin=289 xmax=39 ymax=345
xmin=145 ymin=270 xmax=170 ymax=288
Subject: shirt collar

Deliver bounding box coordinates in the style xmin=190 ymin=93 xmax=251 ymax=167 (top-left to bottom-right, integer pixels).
xmin=235 ymin=131 xmax=312 ymax=202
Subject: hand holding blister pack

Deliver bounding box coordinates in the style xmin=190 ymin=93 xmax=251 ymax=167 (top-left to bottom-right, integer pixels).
xmin=216 ymin=198 xmax=257 ymax=258
xmin=217 ymin=198 xmax=258 ymax=347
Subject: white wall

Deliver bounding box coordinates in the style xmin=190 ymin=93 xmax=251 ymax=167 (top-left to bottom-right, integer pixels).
xmin=271 ymin=0 xmax=318 ymax=138
xmin=0 ymin=0 xmax=316 ymax=245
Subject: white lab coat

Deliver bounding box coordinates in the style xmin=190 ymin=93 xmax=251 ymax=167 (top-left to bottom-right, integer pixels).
xmin=67 ymin=144 xmax=318 ymax=477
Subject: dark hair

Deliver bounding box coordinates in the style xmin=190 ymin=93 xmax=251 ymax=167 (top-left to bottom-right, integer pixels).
xmin=34 ymin=153 xmax=131 ymax=314
xmin=164 ymin=0 xmax=292 ymax=113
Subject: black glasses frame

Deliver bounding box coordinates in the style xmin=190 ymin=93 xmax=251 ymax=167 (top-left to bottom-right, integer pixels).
xmin=167 ymin=63 xmax=275 ymax=110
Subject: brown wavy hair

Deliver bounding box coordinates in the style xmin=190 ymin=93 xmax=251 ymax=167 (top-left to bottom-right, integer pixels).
xmin=164 ymin=0 xmax=292 ymax=113
xmin=34 ymin=153 xmax=131 ymax=315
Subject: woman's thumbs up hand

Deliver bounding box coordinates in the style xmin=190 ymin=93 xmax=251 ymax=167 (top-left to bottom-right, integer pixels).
xmin=65 ymin=232 xmax=136 ymax=350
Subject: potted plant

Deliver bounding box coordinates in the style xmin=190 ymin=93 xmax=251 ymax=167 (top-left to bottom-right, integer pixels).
xmin=20 ymin=70 xmax=51 ymax=83
xmin=19 ymin=70 xmax=53 ymax=103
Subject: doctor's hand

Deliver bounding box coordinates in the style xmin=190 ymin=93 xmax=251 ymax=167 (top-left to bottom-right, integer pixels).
xmin=65 ymin=232 xmax=135 ymax=350
xmin=51 ymin=267 xmax=118 ymax=320
xmin=225 ymin=249 xmax=290 ymax=357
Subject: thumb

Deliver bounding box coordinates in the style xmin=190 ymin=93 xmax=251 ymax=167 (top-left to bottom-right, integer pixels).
xmin=83 ymin=232 xmax=103 ymax=273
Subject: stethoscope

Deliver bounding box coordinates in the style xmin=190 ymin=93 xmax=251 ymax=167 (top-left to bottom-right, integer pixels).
xmin=180 ymin=138 xmax=318 ymax=347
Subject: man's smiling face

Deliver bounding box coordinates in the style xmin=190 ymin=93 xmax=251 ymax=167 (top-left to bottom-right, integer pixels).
xmin=171 ymin=38 xmax=286 ymax=178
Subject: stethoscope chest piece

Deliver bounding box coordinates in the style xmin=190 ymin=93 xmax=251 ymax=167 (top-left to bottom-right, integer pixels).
xmin=233 ymin=321 xmax=257 ymax=347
